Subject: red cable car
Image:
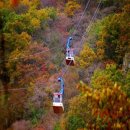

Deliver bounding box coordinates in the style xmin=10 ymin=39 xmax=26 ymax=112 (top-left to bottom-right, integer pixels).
xmin=66 ymin=48 xmax=75 ymax=66
xmin=53 ymin=93 xmax=64 ymax=114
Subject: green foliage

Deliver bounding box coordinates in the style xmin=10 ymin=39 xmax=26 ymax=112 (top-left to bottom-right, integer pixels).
xmin=91 ymin=69 xmax=113 ymax=90
xmin=3 ymin=8 xmax=56 ymax=34
xmin=89 ymin=1 xmax=130 ymax=65
xmin=0 ymin=5 xmax=57 ymax=34
xmin=54 ymin=122 xmax=61 ymax=130
xmin=105 ymin=64 xmax=123 ymax=83
xmin=48 ymin=32 xmax=64 ymax=69
xmin=91 ymin=63 xmax=124 ymax=90
xmin=88 ymin=16 xmax=112 ymax=60
xmin=47 ymin=7 xmax=57 ymax=20
xmin=90 ymin=62 xmax=130 ymax=97
xmin=69 ymin=95 xmax=91 ymax=117
xmin=122 ymin=72 xmax=130 ymax=97
xmin=67 ymin=115 xmax=85 ymax=130
xmin=26 ymin=104 xmax=44 ymax=126
xmin=98 ymin=0 xmax=127 ymax=7
xmin=103 ymin=13 xmax=130 ymax=64
xmin=88 ymin=19 xmax=107 ymax=47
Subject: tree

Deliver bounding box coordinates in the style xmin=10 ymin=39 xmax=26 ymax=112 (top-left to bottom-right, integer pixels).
xmin=76 ymin=43 xmax=96 ymax=68
xmin=100 ymin=3 xmax=129 ymax=65
xmin=67 ymin=82 xmax=130 ymax=129
xmin=64 ymin=1 xmax=81 ymax=17
xmin=88 ymin=1 xmax=130 ymax=65
xmin=0 ymin=2 xmax=57 ymax=90
xmin=91 ymin=63 xmax=124 ymax=90
xmin=0 ymin=2 xmax=57 ymax=128
xmin=7 ymin=43 xmax=51 ymax=87
xmin=65 ymin=95 xmax=92 ymax=130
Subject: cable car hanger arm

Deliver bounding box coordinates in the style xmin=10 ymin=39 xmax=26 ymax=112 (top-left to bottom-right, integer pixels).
xmin=66 ymin=37 xmax=73 ymax=49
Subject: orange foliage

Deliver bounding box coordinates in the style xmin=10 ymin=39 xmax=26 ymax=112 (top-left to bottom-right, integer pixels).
xmin=0 ymin=1 xmax=4 ymax=8
xmin=77 ymin=82 xmax=130 ymax=129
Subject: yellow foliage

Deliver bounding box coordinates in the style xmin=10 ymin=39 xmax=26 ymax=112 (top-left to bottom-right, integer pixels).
xmin=20 ymin=0 xmax=30 ymax=6
xmin=6 ymin=48 xmax=25 ymax=70
xmin=96 ymin=41 xmax=105 ymax=60
xmin=37 ymin=9 xmax=49 ymax=21
xmin=96 ymin=48 xmax=104 ymax=60
xmin=27 ymin=82 xmax=35 ymax=95
xmin=28 ymin=0 xmax=40 ymax=9
xmin=76 ymin=43 xmax=96 ymax=68
xmin=19 ymin=32 xmax=31 ymax=44
xmin=64 ymin=1 xmax=81 ymax=17
xmin=31 ymin=18 xmax=40 ymax=28
xmin=112 ymin=122 xmax=125 ymax=129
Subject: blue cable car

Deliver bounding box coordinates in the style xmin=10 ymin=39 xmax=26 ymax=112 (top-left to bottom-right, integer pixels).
xmin=53 ymin=77 xmax=64 ymax=114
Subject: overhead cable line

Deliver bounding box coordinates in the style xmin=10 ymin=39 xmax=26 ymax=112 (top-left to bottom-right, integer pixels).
xmin=79 ymin=0 xmax=102 ymax=46
xmin=72 ymin=0 xmax=91 ymax=36
xmin=54 ymin=0 xmax=92 ymax=72
xmin=60 ymin=0 xmax=92 ymax=77
xmin=86 ymin=0 xmax=102 ymax=33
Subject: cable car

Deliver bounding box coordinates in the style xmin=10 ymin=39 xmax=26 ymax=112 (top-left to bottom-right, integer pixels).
xmin=53 ymin=92 xmax=64 ymax=113
xmin=66 ymin=48 xmax=75 ymax=66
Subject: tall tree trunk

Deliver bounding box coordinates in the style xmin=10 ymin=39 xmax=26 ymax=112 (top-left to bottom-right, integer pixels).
xmin=0 ymin=33 xmax=9 ymax=94
xmin=0 ymin=33 xmax=10 ymax=129
xmin=0 ymin=13 xmax=9 ymax=93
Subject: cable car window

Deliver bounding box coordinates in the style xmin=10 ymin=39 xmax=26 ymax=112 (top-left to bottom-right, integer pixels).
xmin=54 ymin=97 xmax=60 ymax=102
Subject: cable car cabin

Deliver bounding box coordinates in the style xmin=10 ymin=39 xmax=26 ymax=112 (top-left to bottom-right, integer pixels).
xmin=66 ymin=49 xmax=75 ymax=66
xmin=53 ymin=93 xmax=64 ymax=114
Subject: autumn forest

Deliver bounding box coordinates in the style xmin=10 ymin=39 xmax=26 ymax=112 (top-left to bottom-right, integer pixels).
xmin=0 ymin=0 xmax=130 ymax=130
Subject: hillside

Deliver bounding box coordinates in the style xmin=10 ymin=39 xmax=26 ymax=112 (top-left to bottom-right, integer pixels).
xmin=0 ymin=0 xmax=130 ymax=130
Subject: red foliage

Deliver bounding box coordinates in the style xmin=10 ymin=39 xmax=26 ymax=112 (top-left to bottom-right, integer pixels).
xmin=10 ymin=0 xmax=19 ymax=7
xmin=103 ymin=59 xmax=116 ymax=67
